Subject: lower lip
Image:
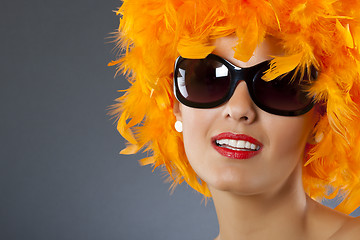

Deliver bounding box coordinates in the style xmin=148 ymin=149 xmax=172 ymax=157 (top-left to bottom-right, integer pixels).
xmin=212 ymin=143 xmax=262 ymax=159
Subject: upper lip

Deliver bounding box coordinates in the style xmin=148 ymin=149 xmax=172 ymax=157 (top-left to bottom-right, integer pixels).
xmin=211 ymin=132 xmax=263 ymax=148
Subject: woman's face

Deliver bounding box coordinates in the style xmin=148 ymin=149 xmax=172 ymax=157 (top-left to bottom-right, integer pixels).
xmin=174 ymin=35 xmax=318 ymax=196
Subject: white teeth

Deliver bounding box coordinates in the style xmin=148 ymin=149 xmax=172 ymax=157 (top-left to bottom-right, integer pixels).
xmin=216 ymin=139 xmax=260 ymax=151
xmin=236 ymin=140 xmax=245 ymax=148
xmin=217 ymin=139 xmax=229 ymax=145
xmin=229 ymin=139 xmax=237 ymax=147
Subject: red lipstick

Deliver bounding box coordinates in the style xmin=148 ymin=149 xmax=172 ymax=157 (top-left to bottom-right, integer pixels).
xmin=211 ymin=132 xmax=263 ymax=159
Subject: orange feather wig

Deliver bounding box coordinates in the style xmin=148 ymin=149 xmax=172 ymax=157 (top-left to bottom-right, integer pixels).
xmin=109 ymin=0 xmax=360 ymax=214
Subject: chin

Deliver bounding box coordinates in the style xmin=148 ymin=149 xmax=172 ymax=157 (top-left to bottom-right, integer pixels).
xmin=205 ymin=173 xmax=270 ymax=196
xmin=209 ymin=184 xmax=268 ymax=197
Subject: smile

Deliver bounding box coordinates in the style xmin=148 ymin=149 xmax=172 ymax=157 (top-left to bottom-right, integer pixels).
xmin=211 ymin=132 xmax=263 ymax=159
xmin=215 ymin=139 xmax=261 ymax=151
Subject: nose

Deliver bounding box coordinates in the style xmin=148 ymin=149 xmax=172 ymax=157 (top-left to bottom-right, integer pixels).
xmin=222 ymin=80 xmax=257 ymax=123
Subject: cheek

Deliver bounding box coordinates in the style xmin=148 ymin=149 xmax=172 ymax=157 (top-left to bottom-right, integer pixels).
xmin=263 ymin=114 xmax=313 ymax=162
xmin=180 ymin=108 xmax=217 ymax=176
xmin=181 ymin=108 xmax=212 ymax=151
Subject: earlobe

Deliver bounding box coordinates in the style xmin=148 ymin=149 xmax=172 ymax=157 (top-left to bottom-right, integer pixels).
xmin=307 ymin=105 xmax=324 ymax=145
xmin=173 ymin=100 xmax=182 ymax=121
xmin=173 ymin=101 xmax=183 ymax=133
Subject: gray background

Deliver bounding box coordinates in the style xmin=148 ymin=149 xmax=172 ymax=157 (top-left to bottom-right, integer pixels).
xmin=0 ymin=1 xmax=359 ymax=240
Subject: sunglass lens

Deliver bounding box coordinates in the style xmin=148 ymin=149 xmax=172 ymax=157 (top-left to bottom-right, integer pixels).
xmin=253 ymin=68 xmax=313 ymax=112
xmin=176 ymin=58 xmax=231 ymax=105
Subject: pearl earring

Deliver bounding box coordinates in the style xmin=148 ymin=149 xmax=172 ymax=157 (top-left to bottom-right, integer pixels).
xmin=174 ymin=121 xmax=183 ymax=133
xmin=315 ymin=131 xmax=324 ymax=143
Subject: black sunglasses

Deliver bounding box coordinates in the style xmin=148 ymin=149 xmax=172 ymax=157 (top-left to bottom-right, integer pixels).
xmin=173 ymin=54 xmax=318 ymax=116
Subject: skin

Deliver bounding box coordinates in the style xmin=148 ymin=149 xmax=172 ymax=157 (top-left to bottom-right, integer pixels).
xmin=173 ymin=35 xmax=360 ymax=240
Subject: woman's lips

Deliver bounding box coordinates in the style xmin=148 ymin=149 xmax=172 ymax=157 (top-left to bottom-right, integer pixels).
xmin=211 ymin=132 xmax=263 ymax=159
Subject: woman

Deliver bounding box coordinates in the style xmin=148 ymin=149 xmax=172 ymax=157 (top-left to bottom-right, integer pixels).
xmin=109 ymin=0 xmax=360 ymax=239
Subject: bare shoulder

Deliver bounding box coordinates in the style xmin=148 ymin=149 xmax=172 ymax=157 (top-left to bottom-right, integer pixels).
xmin=329 ymin=216 xmax=360 ymax=240
xmin=306 ymin=198 xmax=360 ymax=240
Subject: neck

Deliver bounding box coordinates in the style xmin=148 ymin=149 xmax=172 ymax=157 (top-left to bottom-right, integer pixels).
xmin=211 ymin=163 xmax=309 ymax=240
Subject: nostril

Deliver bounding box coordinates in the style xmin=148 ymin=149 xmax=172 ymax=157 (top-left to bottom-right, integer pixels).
xmin=226 ymin=113 xmax=249 ymax=121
